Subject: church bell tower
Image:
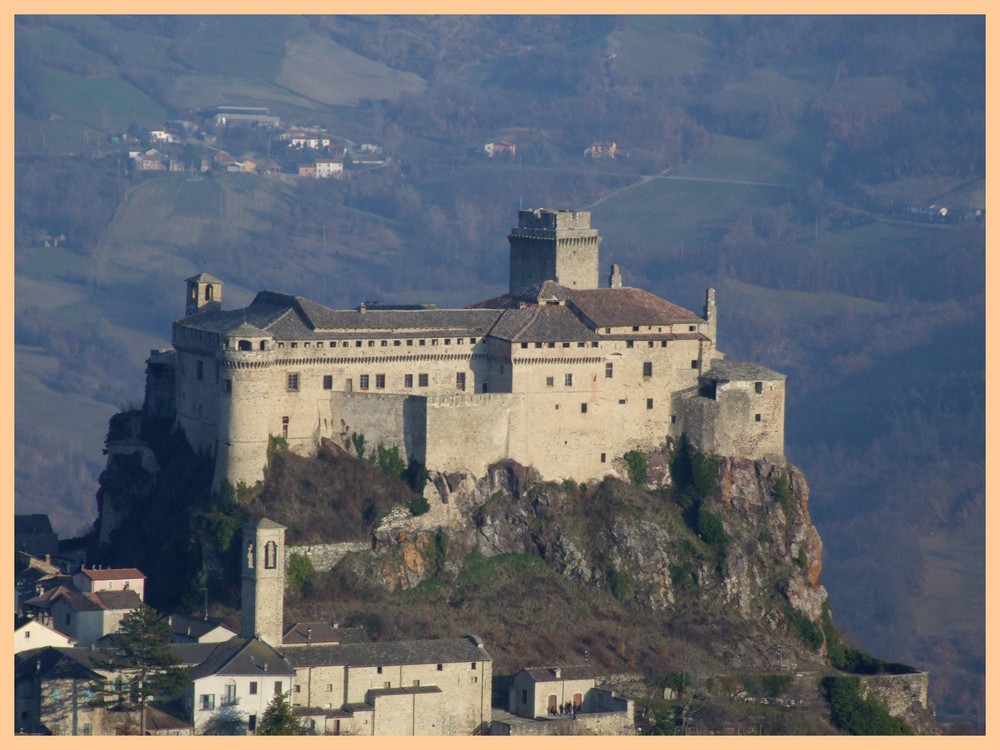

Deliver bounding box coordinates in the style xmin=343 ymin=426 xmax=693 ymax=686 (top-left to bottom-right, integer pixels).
xmin=241 ymin=518 xmax=286 ymax=647
xmin=185 ymin=272 xmax=223 ymax=316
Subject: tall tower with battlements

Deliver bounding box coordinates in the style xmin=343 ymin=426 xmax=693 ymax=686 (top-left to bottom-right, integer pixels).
xmin=508 ymin=209 xmax=601 ymax=292
xmin=241 ymin=518 xmax=286 ymax=647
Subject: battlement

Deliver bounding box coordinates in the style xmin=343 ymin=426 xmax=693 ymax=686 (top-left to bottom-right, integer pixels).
xmin=513 ymin=209 xmax=597 ymax=235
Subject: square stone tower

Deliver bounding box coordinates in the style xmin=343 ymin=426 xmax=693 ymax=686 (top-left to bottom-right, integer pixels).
xmin=508 ymin=209 xmax=601 ymax=292
xmin=241 ymin=518 xmax=286 ymax=647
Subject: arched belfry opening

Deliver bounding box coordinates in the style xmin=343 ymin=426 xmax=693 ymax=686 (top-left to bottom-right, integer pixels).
xmin=185 ymin=272 xmax=224 ymax=316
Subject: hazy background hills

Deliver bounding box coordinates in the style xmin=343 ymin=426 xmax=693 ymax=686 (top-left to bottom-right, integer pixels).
xmin=13 ymin=15 xmax=984 ymax=728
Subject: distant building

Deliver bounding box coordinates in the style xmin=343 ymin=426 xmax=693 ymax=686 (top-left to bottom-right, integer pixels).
xmin=584 ymin=141 xmax=617 ymax=158
xmin=484 ymin=140 xmax=516 ymax=158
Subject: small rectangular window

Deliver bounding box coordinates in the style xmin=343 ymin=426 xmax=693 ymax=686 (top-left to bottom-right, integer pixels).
xmin=249 ymin=682 xmax=258 ymax=695
xmin=394 ymin=340 xmax=401 ymax=347
xmin=456 ymin=372 xmax=466 ymax=391
xmin=407 ymin=340 xmax=414 ymax=347
xmin=671 ymin=415 xmax=677 ymax=424
xmin=581 ymin=403 xmax=588 ymax=413
xmin=601 ymin=452 xmax=606 ymax=463
xmin=445 ymin=339 xmax=451 ymax=345
xmin=380 ymin=340 xmax=388 ymax=347
xmin=287 ymin=373 xmax=300 ymax=391
xmin=755 ymin=413 xmax=762 ymax=422
xmin=368 ymin=340 xmax=375 ymax=347
xmin=384 ymin=681 xmax=391 ymax=688
xmin=565 ymin=373 xmax=573 ymax=386
xmin=458 ymin=338 xmax=464 ymax=344
xmin=521 ymin=342 xmax=528 ymax=349
xmin=755 ymin=381 xmax=763 ymax=394
xmin=432 ymin=339 xmax=438 ymax=345
xmin=626 ymin=341 xmax=634 ymax=349
xmin=471 ymin=337 xmax=477 ymax=344
xmin=413 ymin=679 xmax=421 ymax=687
xmin=606 ymin=363 xmax=613 ymax=378
xmin=419 ymin=339 xmax=426 ymax=346
xmin=535 ymin=342 xmax=543 ymax=348
xmin=274 ymin=682 xmax=282 ymax=695
xmin=471 ymin=662 xmax=477 ymax=670
xmin=375 ymin=374 xmax=386 ymax=389
xmin=437 ymin=664 xmax=443 ymax=671
xmin=248 ymin=715 xmax=257 ymax=733
xmin=689 ymin=325 xmax=696 ymax=332
xmin=359 ymin=374 xmax=370 ymax=390
xmin=294 ymin=684 xmax=301 ymax=693
xmin=377 ymin=666 xmax=383 ymax=674
xmin=546 ymin=376 xmax=554 ymax=387
xmin=591 ymin=342 xmax=598 ymax=348
xmin=291 ymin=342 xmax=298 ymax=348
xmin=405 ymin=374 xmax=413 ymax=388
xmin=691 ymin=360 xmax=700 ymax=369
xmin=326 ymin=684 xmax=333 ymax=692
xmin=355 ymin=341 xmax=362 ymax=348
xmin=323 ymin=375 xmax=333 ymax=390
xmin=643 ymin=362 xmax=653 ymax=377
xmin=648 ymin=341 xmax=654 ymax=348
xmin=201 ymin=694 xmax=215 ymax=710
xmin=225 ymin=379 xmax=232 ymax=393
xmin=419 ymin=373 xmax=428 ymax=387
xmin=647 ymin=398 xmax=654 ymax=410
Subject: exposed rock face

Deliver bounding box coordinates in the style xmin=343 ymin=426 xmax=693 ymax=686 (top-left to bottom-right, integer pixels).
xmin=363 ymin=455 xmax=828 ymax=641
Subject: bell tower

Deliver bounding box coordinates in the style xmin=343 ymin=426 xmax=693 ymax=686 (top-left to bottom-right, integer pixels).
xmin=508 ymin=209 xmax=601 ymax=292
xmin=241 ymin=517 xmax=286 ymax=647
xmin=185 ymin=272 xmax=223 ymax=316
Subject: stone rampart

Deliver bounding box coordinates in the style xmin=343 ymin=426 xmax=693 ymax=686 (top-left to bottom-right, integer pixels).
xmin=286 ymin=542 xmax=370 ymax=573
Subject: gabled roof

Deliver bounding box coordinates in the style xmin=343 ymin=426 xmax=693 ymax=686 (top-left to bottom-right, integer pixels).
xmin=25 ymin=587 xmax=142 ymax=613
xmin=15 ymin=647 xmax=106 ymax=681
xmin=566 ymin=287 xmax=701 ymax=328
xmin=282 ymin=635 xmax=491 ymax=669
xmin=79 ymin=567 xmax=145 ymax=582
xmin=169 ymin=613 xmax=237 ymax=640
xmin=488 ymin=304 xmax=599 ymax=343
xmin=188 ymin=637 xmax=295 ymax=680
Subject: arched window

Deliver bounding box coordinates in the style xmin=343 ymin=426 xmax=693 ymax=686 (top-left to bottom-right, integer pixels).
xmin=205 ymin=284 xmax=214 ymax=301
xmin=265 ymin=541 xmax=278 ymax=569
xmin=238 ymin=340 xmax=252 ymax=351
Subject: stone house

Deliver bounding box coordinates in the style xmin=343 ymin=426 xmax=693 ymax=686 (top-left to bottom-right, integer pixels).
xmin=23 ymin=586 xmax=143 ymax=647
xmin=167 ymin=613 xmax=238 ymax=644
xmin=497 ymin=665 xmax=634 ymax=735
xmin=73 ymin=567 xmax=146 ymax=600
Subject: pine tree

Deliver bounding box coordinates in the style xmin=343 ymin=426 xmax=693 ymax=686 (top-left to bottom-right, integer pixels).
xmin=97 ymin=603 xmax=188 ymax=734
xmin=256 ymin=691 xmax=301 ymax=735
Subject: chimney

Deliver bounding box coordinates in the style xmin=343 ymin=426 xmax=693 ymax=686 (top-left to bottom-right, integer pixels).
xmin=609 ymin=263 xmax=622 ymax=289
xmin=554 ymin=668 xmax=562 ymax=679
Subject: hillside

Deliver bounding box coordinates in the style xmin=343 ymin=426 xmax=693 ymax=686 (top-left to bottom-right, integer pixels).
xmin=13 ymin=15 xmax=984 ymax=729
xmin=92 ymin=413 xmax=938 ymax=735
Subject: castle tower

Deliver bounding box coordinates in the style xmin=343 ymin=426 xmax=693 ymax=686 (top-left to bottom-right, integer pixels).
xmin=241 ymin=518 xmax=286 ymax=647
xmin=508 ymin=209 xmax=601 ymax=292
xmin=185 ymin=272 xmax=223 ymax=316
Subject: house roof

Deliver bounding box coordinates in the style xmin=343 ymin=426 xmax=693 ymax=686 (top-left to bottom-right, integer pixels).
xmin=26 ymin=587 xmax=143 ymax=613
xmin=169 ymin=613 xmax=236 ymax=640
xmin=15 ymin=647 xmax=106 ymax=681
xmin=703 ymin=359 xmax=784 ymax=382
xmin=79 ymin=567 xmax=146 ymax=582
xmin=282 ymin=635 xmax=491 ymax=670
xmin=368 ymin=685 xmax=443 ymax=697
xmin=188 ymin=637 xmax=295 ymax=680
xmin=488 ymin=304 xmax=599 ymax=343
xmin=282 ymin=622 xmax=371 ymax=646
xmin=521 ymin=665 xmax=594 ymax=683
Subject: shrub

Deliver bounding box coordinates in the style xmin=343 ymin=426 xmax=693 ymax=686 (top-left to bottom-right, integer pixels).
xmin=786 ymin=606 xmax=824 ymax=650
xmin=408 ymin=496 xmax=430 ymax=516
xmin=822 ymin=676 xmax=913 ymax=735
xmin=696 ymin=507 xmax=729 ymax=545
xmin=773 ymin=473 xmax=792 ymax=515
xmin=350 ymin=432 xmax=366 ymax=460
xmin=607 ymin=567 xmax=636 ymax=602
xmin=403 ymin=459 xmax=429 ymax=495
xmin=623 ymin=450 xmax=648 ymax=486
xmin=287 ymin=553 xmax=315 ymax=597
xmin=374 ymin=443 xmax=406 ymax=480
xmin=267 ymin=434 xmax=288 ymax=455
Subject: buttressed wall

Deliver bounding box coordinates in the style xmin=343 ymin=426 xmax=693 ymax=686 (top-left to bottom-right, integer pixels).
xmin=161 ymin=210 xmax=786 ymax=491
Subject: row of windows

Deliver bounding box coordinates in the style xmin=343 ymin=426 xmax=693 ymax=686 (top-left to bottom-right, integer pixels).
xmin=291 ymin=372 xmax=468 ymax=391
xmin=279 ymin=337 xmax=477 ymax=350
xmin=200 ymin=680 xmax=284 ymax=710
xmin=521 ymin=341 xmax=599 ymax=349
xmin=580 ymin=398 xmax=656 ymax=413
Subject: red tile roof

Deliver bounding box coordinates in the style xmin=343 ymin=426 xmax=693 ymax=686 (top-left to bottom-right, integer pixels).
xmin=80 ymin=568 xmax=145 ymax=581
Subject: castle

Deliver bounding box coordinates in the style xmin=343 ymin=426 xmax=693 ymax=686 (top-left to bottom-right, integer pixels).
xmin=145 ymin=209 xmax=785 ymax=491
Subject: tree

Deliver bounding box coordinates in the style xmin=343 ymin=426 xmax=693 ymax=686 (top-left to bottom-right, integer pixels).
xmin=98 ymin=604 xmax=189 ymax=735
xmin=256 ymin=692 xmax=301 ymax=735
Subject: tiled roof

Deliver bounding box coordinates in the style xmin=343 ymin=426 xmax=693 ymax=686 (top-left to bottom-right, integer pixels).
xmin=368 ymin=685 xmax=443 ymax=697
xmin=169 ymin=613 xmax=235 ymax=640
xmin=567 ymin=287 xmax=702 ymax=328
xmin=188 ymin=637 xmax=295 ymax=680
xmin=80 ymin=567 xmax=145 ymax=581
xmin=704 ymin=359 xmax=784 ymax=382
xmin=178 ymin=290 xmax=503 ymax=340
xmin=282 ymin=635 xmax=491 ymax=669
xmin=282 ymin=622 xmax=370 ymax=646
xmin=15 ymin=647 xmax=103 ymax=681
xmin=522 ymin=665 xmax=594 ymax=682
xmin=185 ymin=272 xmax=223 ymax=284
xmin=488 ymin=305 xmax=598 ymax=343
xmin=92 ymin=590 xmax=143 ymax=611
